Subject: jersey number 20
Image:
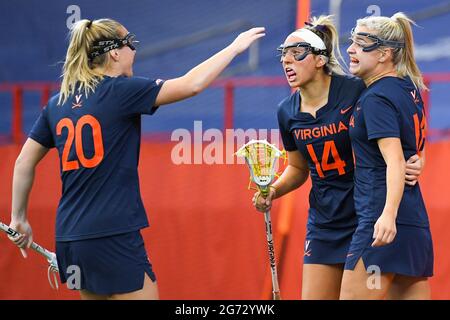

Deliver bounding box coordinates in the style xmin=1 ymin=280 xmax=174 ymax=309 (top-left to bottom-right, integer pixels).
xmin=56 ymin=115 xmax=104 ymax=171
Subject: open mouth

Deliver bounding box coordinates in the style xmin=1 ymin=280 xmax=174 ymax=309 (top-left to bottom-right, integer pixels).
xmin=285 ymin=67 xmax=297 ymax=82
xmin=349 ymin=57 xmax=360 ymax=66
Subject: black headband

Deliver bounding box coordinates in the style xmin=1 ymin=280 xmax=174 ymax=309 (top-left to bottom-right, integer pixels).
xmin=86 ymin=20 xmax=93 ymax=29
xmin=89 ymin=33 xmax=138 ymax=61
xmin=305 ymin=21 xmax=328 ymax=34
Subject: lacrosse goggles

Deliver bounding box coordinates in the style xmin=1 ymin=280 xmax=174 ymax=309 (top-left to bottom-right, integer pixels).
xmin=89 ymin=32 xmax=139 ymax=61
xmin=277 ymin=42 xmax=329 ymax=62
xmin=349 ymin=27 xmax=405 ymax=52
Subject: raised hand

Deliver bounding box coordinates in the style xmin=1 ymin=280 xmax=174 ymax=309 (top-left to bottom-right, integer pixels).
xmin=230 ymin=27 xmax=266 ymax=55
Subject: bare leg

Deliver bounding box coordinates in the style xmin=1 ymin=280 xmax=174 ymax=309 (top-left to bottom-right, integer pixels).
xmin=80 ymin=290 xmax=109 ymax=300
xmin=340 ymin=258 xmax=394 ymax=300
xmin=387 ymin=275 xmax=430 ymax=300
xmin=302 ymin=264 xmax=344 ymax=300
xmin=109 ymin=273 xmax=159 ymax=300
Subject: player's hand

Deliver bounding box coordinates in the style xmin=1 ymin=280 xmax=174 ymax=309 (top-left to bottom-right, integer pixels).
xmin=8 ymin=218 xmax=33 ymax=258
xmin=252 ymin=187 xmax=276 ymax=213
xmin=230 ymin=27 xmax=266 ymax=55
xmin=405 ymin=154 xmax=423 ymax=186
xmin=372 ymin=212 xmax=397 ymax=247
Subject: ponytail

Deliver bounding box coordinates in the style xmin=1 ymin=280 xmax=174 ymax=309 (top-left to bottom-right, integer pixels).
xmin=390 ymin=12 xmax=427 ymax=90
xmin=58 ymin=18 xmax=123 ymax=105
xmin=305 ymin=15 xmax=347 ymax=75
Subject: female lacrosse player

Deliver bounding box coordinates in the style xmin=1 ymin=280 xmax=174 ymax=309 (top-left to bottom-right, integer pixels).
xmin=252 ymin=16 xmax=423 ymax=299
xmin=8 ymin=18 xmax=264 ymax=300
xmin=340 ymin=12 xmax=433 ymax=300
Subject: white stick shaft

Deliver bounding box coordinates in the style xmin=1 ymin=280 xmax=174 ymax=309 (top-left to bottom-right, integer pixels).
xmin=0 ymin=221 xmax=60 ymax=289
xmin=264 ymin=211 xmax=281 ymax=299
xmin=0 ymin=221 xmax=55 ymax=262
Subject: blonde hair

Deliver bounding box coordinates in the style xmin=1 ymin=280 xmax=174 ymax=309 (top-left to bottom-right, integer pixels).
xmin=356 ymin=12 xmax=427 ymax=90
xmin=302 ymin=15 xmax=347 ymax=75
xmin=58 ymin=18 xmax=123 ymax=105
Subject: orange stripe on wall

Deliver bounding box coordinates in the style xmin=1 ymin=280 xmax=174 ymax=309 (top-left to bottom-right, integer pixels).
xmin=296 ymin=0 xmax=311 ymax=29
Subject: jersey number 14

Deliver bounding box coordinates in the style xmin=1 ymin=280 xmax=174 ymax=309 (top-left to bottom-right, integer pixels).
xmin=306 ymin=140 xmax=346 ymax=178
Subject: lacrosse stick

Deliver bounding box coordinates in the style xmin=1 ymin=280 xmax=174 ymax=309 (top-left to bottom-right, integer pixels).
xmin=236 ymin=139 xmax=284 ymax=300
xmin=0 ymin=221 xmax=59 ymax=289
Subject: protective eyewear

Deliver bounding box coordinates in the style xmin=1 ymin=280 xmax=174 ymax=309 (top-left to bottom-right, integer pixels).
xmin=277 ymin=42 xmax=329 ymax=62
xmin=89 ymin=33 xmax=139 ymax=60
xmin=349 ymin=28 xmax=404 ymax=52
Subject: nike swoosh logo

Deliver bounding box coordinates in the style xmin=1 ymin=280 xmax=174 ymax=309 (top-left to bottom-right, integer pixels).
xmin=347 ymin=253 xmax=354 ymax=257
xmin=340 ymin=106 xmax=353 ymax=114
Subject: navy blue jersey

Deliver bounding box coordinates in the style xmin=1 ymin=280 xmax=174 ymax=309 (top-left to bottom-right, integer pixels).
xmin=349 ymin=76 xmax=428 ymax=227
xmin=29 ymin=76 xmax=164 ymax=241
xmin=278 ymin=75 xmax=366 ymax=228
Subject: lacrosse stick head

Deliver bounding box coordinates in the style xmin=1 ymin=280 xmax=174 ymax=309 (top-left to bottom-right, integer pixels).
xmin=0 ymin=221 xmax=60 ymax=289
xmin=236 ymin=140 xmax=284 ymax=197
xmin=47 ymin=252 xmax=59 ymax=290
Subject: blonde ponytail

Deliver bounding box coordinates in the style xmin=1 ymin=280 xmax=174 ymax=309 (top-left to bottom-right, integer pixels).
xmin=58 ymin=18 xmax=123 ymax=105
xmin=356 ymin=12 xmax=427 ymax=90
xmin=305 ymin=15 xmax=347 ymax=75
xmin=390 ymin=13 xmax=427 ymax=90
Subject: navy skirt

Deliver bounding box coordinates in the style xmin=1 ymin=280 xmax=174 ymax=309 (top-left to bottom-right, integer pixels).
xmin=56 ymin=230 xmax=156 ymax=295
xmin=344 ymin=222 xmax=434 ymax=277
xmin=304 ymin=223 xmax=357 ymax=265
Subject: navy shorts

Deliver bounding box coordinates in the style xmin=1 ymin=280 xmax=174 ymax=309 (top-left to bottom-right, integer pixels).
xmin=56 ymin=231 xmax=156 ymax=295
xmin=344 ymin=222 xmax=434 ymax=277
xmin=303 ymin=223 xmax=357 ymax=265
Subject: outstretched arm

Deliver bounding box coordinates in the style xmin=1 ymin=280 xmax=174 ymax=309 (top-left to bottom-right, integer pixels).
xmin=155 ymin=27 xmax=265 ymax=106
xmin=9 ymin=138 xmax=49 ymax=258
